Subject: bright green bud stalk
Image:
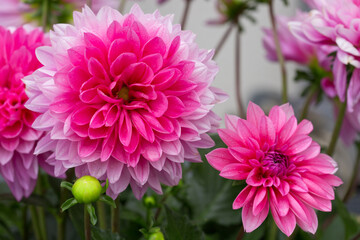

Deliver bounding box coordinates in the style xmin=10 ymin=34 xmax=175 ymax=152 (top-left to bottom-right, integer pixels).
xmin=72 ymin=176 xmax=102 ymax=204
xmin=148 ymin=231 xmax=165 ymax=240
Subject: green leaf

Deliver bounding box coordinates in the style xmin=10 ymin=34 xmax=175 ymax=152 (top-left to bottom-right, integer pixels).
xmin=60 ymin=181 xmax=73 ymax=191
xmin=61 ymin=198 xmax=78 ymax=212
xmin=333 ymin=194 xmax=360 ymax=239
xmin=99 ymin=195 xmax=116 ymax=208
xmin=91 ymin=225 xmax=124 ymax=240
xmin=184 ymin=134 xmax=243 ymax=226
xmin=86 ymin=204 xmax=97 ymax=226
xmin=164 ymin=206 xmax=205 ymax=240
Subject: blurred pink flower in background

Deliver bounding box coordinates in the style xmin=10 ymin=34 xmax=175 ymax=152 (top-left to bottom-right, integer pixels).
xmin=206 ymin=102 xmax=342 ymax=236
xmin=24 ymin=5 xmax=226 ymax=199
xmin=0 ymin=0 xmax=119 ymax=27
xmin=0 ymin=25 xmax=56 ymax=201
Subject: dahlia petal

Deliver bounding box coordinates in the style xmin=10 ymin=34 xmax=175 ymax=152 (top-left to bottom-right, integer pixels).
xmin=152 ymin=68 xmax=181 ymax=90
xmin=300 ymin=141 xmax=321 ymax=160
xmin=260 ymin=116 xmax=276 ymax=146
xmin=142 ymin=140 xmax=162 ymax=162
xmin=161 ymin=139 xmax=182 ymax=155
xmin=277 ymin=181 xmax=290 ymax=196
xmin=107 ymin=158 xmax=124 ymax=184
xmin=72 ymin=106 xmax=96 ymax=125
xmin=246 ymin=168 xmax=264 ymax=187
xmin=269 ymin=188 xmax=290 ymax=217
xmin=295 ymin=120 xmax=313 ymax=135
xmin=0 ymin=161 xmax=15 ymax=182
xmin=242 ymin=200 xmax=269 ymax=233
xmin=321 ymin=174 xmax=343 ymax=187
xmin=109 ymin=167 xmax=130 ymax=196
xmin=105 ymin=105 xmax=120 ymax=127
xmin=141 ymin=53 xmax=163 ymax=73
xmin=68 ymin=46 xmax=86 ymax=67
xmin=296 ymin=205 xmax=318 ymax=234
xmin=287 ymin=175 xmax=308 ymax=193
xmin=278 ymin=116 xmax=297 ymax=145
xmin=220 ymin=163 xmax=251 ymax=180
xmin=1 ymin=121 xmax=23 ymax=138
xmin=218 ymin=129 xmax=242 ymax=148
xmin=302 ymin=173 xmax=335 ymax=199
xmin=252 ymin=187 xmax=268 ymax=216
xmin=149 ymin=154 xmax=166 ymax=171
xmin=88 ymin=57 xmax=109 ymax=82
xmin=287 ymin=194 xmax=313 ymax=228
xmin=228 ymin=147 xmax=255 ymax=161
xmin=236 ymin=119 xmax=259 ymax=143
xmin=286 ymin=135 xmax=312 ymax=155
xmin=88 ymin=160 xmax=108 ymax=179
xmin=142 ymin=37 xmax=166 ymax=57
xmin=246 ymin=102 xmax=265 ymax=128
xmin=101 ymin=130 xmax=117 ymax=161
xmin=110 ymin=52 xmax=137 ymax=77
xmin=1 ymin=137 xmax=19 ymax=152
xmin=224 ymin=114 xmax=240 ymax=132
xmin=0 ymin=147 xmax=14 ymax=165
xmin=299 ymin=154 xmax=338 ymax=174
xmin=164 ymin=96 xmax=185 ymax=118
xmin=270 ymin=199 xmax=296 ymax=237
xmin=269 ymin=106 xmax=287 ymax=132
xmin=333 ymin=57 xmax=347 ymax=102
xmin=16 ymin=140 xmax=35 ymax=154
xmin=296 ymin=192 xmax=332 ymax=212
xmin=124 ymin=131 xmax=140 ymax=154
xmin=118 ymin=110 xmax=132 ymax=146
xmin=130 ymin=158 xmax=150 ymax=185
xmin=131 ymin=111 xmax=154 ymax=142
xmin=148 ymin=91 xmax=168 ymax=117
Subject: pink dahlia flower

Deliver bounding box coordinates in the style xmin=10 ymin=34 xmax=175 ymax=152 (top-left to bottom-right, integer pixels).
xmin=24 ymin=5 xmax=226 ymax=199
xmin=206 ymin=102 xmax=342 ymax=236
xmin=0 ymin=25 xmax=52 ymax=201
xmin=263 ymin=11 xmax=333 ymax=69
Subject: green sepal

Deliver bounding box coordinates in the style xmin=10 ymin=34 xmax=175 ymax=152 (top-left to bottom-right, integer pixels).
xmin=86 ymin=204 xmax=97 ymax=225
xmin=60 ymin=181 xmax=73 ymax=192
xmin=61 ymin=198 xmax=78 ymax=212
xmin=99 ymin=195 xmax=116 ymax=208
xmin=101 ymin=179 xmax=109 ymax=194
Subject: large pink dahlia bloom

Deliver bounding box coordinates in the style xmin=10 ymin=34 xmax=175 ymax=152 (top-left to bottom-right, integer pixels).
xmin=206 ymin=102 xmax=342 ymax=236
xmin=24 ymin=5 xmax=226 ymax=199
xmin=0 ymin=25 xmax=51 ymax=200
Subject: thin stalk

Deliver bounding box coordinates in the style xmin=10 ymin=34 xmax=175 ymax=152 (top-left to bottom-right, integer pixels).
xmin=236 ymin=225 xmax=244 ymax=240
xmin=111 ymin=198 xmax=119 ymax=233
xmin=267 ymin=218 xmax=278 ymax=240
xmin=35 ymin=175 xmax=47 ymax=240
xmin=119 ymin=0 xmax=127 ymax=14
xmin=181 ymin=0 xmax=193 ymax=29
xmin=235 ymin=26 xmax=245 ymax=118
xmin=154 ymin=187 xmax=172 ymax=221
xmin=86 ymin=0 xmax=92 ymax=9
xmin=22 ymin=205 xmax=28 ymax=240
xmin=268 ymin=0 xmax=288 ymax=103
xmin=30 ymin=206 xmax=42 ymax=240
xmin=213 ymin=23 xmax=233 ymax=59
xmin=326 ymin=99 xmax=347 ymax=157
xmin=57 ymin=171 xmax=73 ymax=240
xmin=96 ymin=201 xmax=107 ymax=230
xmin=41 ymin=0 xmax=49 ymax=31
xmin=300 ymin=86 xmax=319 ymax=121
xmin=84 ymin=205 xmax=91 ymax=240
xmin=343 ymin=143 xmax=360 ymax=202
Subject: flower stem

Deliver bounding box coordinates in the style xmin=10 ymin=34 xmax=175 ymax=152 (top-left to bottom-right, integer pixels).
xmin=300 ymin=86 xmax=319 ymax=121
xmin=181 ymin=0 xmax=193 ymax=29
xmin=213 ymin=23 xmax=233 ymax=59
xmin=30 ymin=206 xmax=43 ymax=240
xmin=268 ymin=0 xmax=288 ymax=103
xmin=326 ymin=99 xmax=347 ymax=157
xmin=236 ymin=225 xmax=244 ymax=240
xmin=119 ymin=0 xmax=127 ymax=14
xmin=267 ymin=217 xmax=278 ymax=240
xmin=111 ymin=198 xmax=119 ymax=233
xmin=96 ymin=201 xmax=107 ymax=230
xmin=343 ymin=142 xmax=360 ymax=202
xmin=87 ymin=0 xmax=92 ymax=8
xmin=22 ymin=205 xmax=28 ymax=240
xmin=235 ymin=25 xmax=245 ymax=118
xmin=41 ymin=0 xmax=50 ymax=31
xmin=35 ymin=175 xmax=47 ymax=240
xmin=84 ymin=204 xmax=91 ymax=240
xmin=154 ymin=187 xmax=172 ymax=221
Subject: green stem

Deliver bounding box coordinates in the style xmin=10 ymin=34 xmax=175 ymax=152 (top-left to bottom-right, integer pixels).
xmin=236 ymin=225 xmax=244 ymax=240
xmin=30 ymin=206 xmax=42 ymax=240
xmin=96 ymin=201 xmax=107 ymax=230
xmin=267 ymin=218 xmax=278 ymax=240
xmin=268 ymin=0 xmax=288 ymax=103
xmin=326 ymin=99 xmax=347 ymax=157
xmin=84 ymin=204 xmax=91 ymax=240
xmin=22 ymin=205 xmax=28 ymax=240
xmin=181 ymin=0 xmax=192 ymax=29
xmin=300 ymin=86 xmax=319 ymax=121
xmin=213 ymin=23 xmax=233 ymax=59
xmin=235 ymin=25 xmax=245 ymax=118
xmin=86 ymin=0 xmax=92 ymax=9
xmin=119 ymin=0 xmax=127 ymax=13
xmin=41 ymin=0 xmax=49 ymax=31
xmin=111 ymin=198 xmax=119 ymax=233
xmin=343 ymin=142 xmax=360 ymax=202
xmin=154 ymin=187 xmax=172 ymax=222
xmin=35 ymin=175 xmax=47 ymax=240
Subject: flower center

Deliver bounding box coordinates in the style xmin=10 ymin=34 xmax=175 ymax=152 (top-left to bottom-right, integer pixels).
xmin=262 ymin=151 xmax=289 ymax=176
xmin=116 ymin=86 xmax=129 ymax=101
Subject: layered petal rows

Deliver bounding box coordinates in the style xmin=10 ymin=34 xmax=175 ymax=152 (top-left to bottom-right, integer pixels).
xmin=206 ymin=102 xmax=342 ymax=236
xmin=25 ymin=5 xmax=226 ymax=199
xmin=0 ymin=25 xmax=50 ymax=200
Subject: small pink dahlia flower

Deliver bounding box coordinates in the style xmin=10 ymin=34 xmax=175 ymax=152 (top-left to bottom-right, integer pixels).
xmin=25 ymin=5 xmax=226 ymax=199
xmin=206 ymin=102 xmax=342 ymax=236
xmin=0 ymin=25 xmax=52 ymax=201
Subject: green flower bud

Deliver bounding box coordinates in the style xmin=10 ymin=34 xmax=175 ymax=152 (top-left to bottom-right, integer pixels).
xmin=143 ymin=196 xmax=156 ymax=208
xmin=72 ymin=176 xmax=102 ymax=204
xmin=148 ymin=231 xmax=164 ymax=240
